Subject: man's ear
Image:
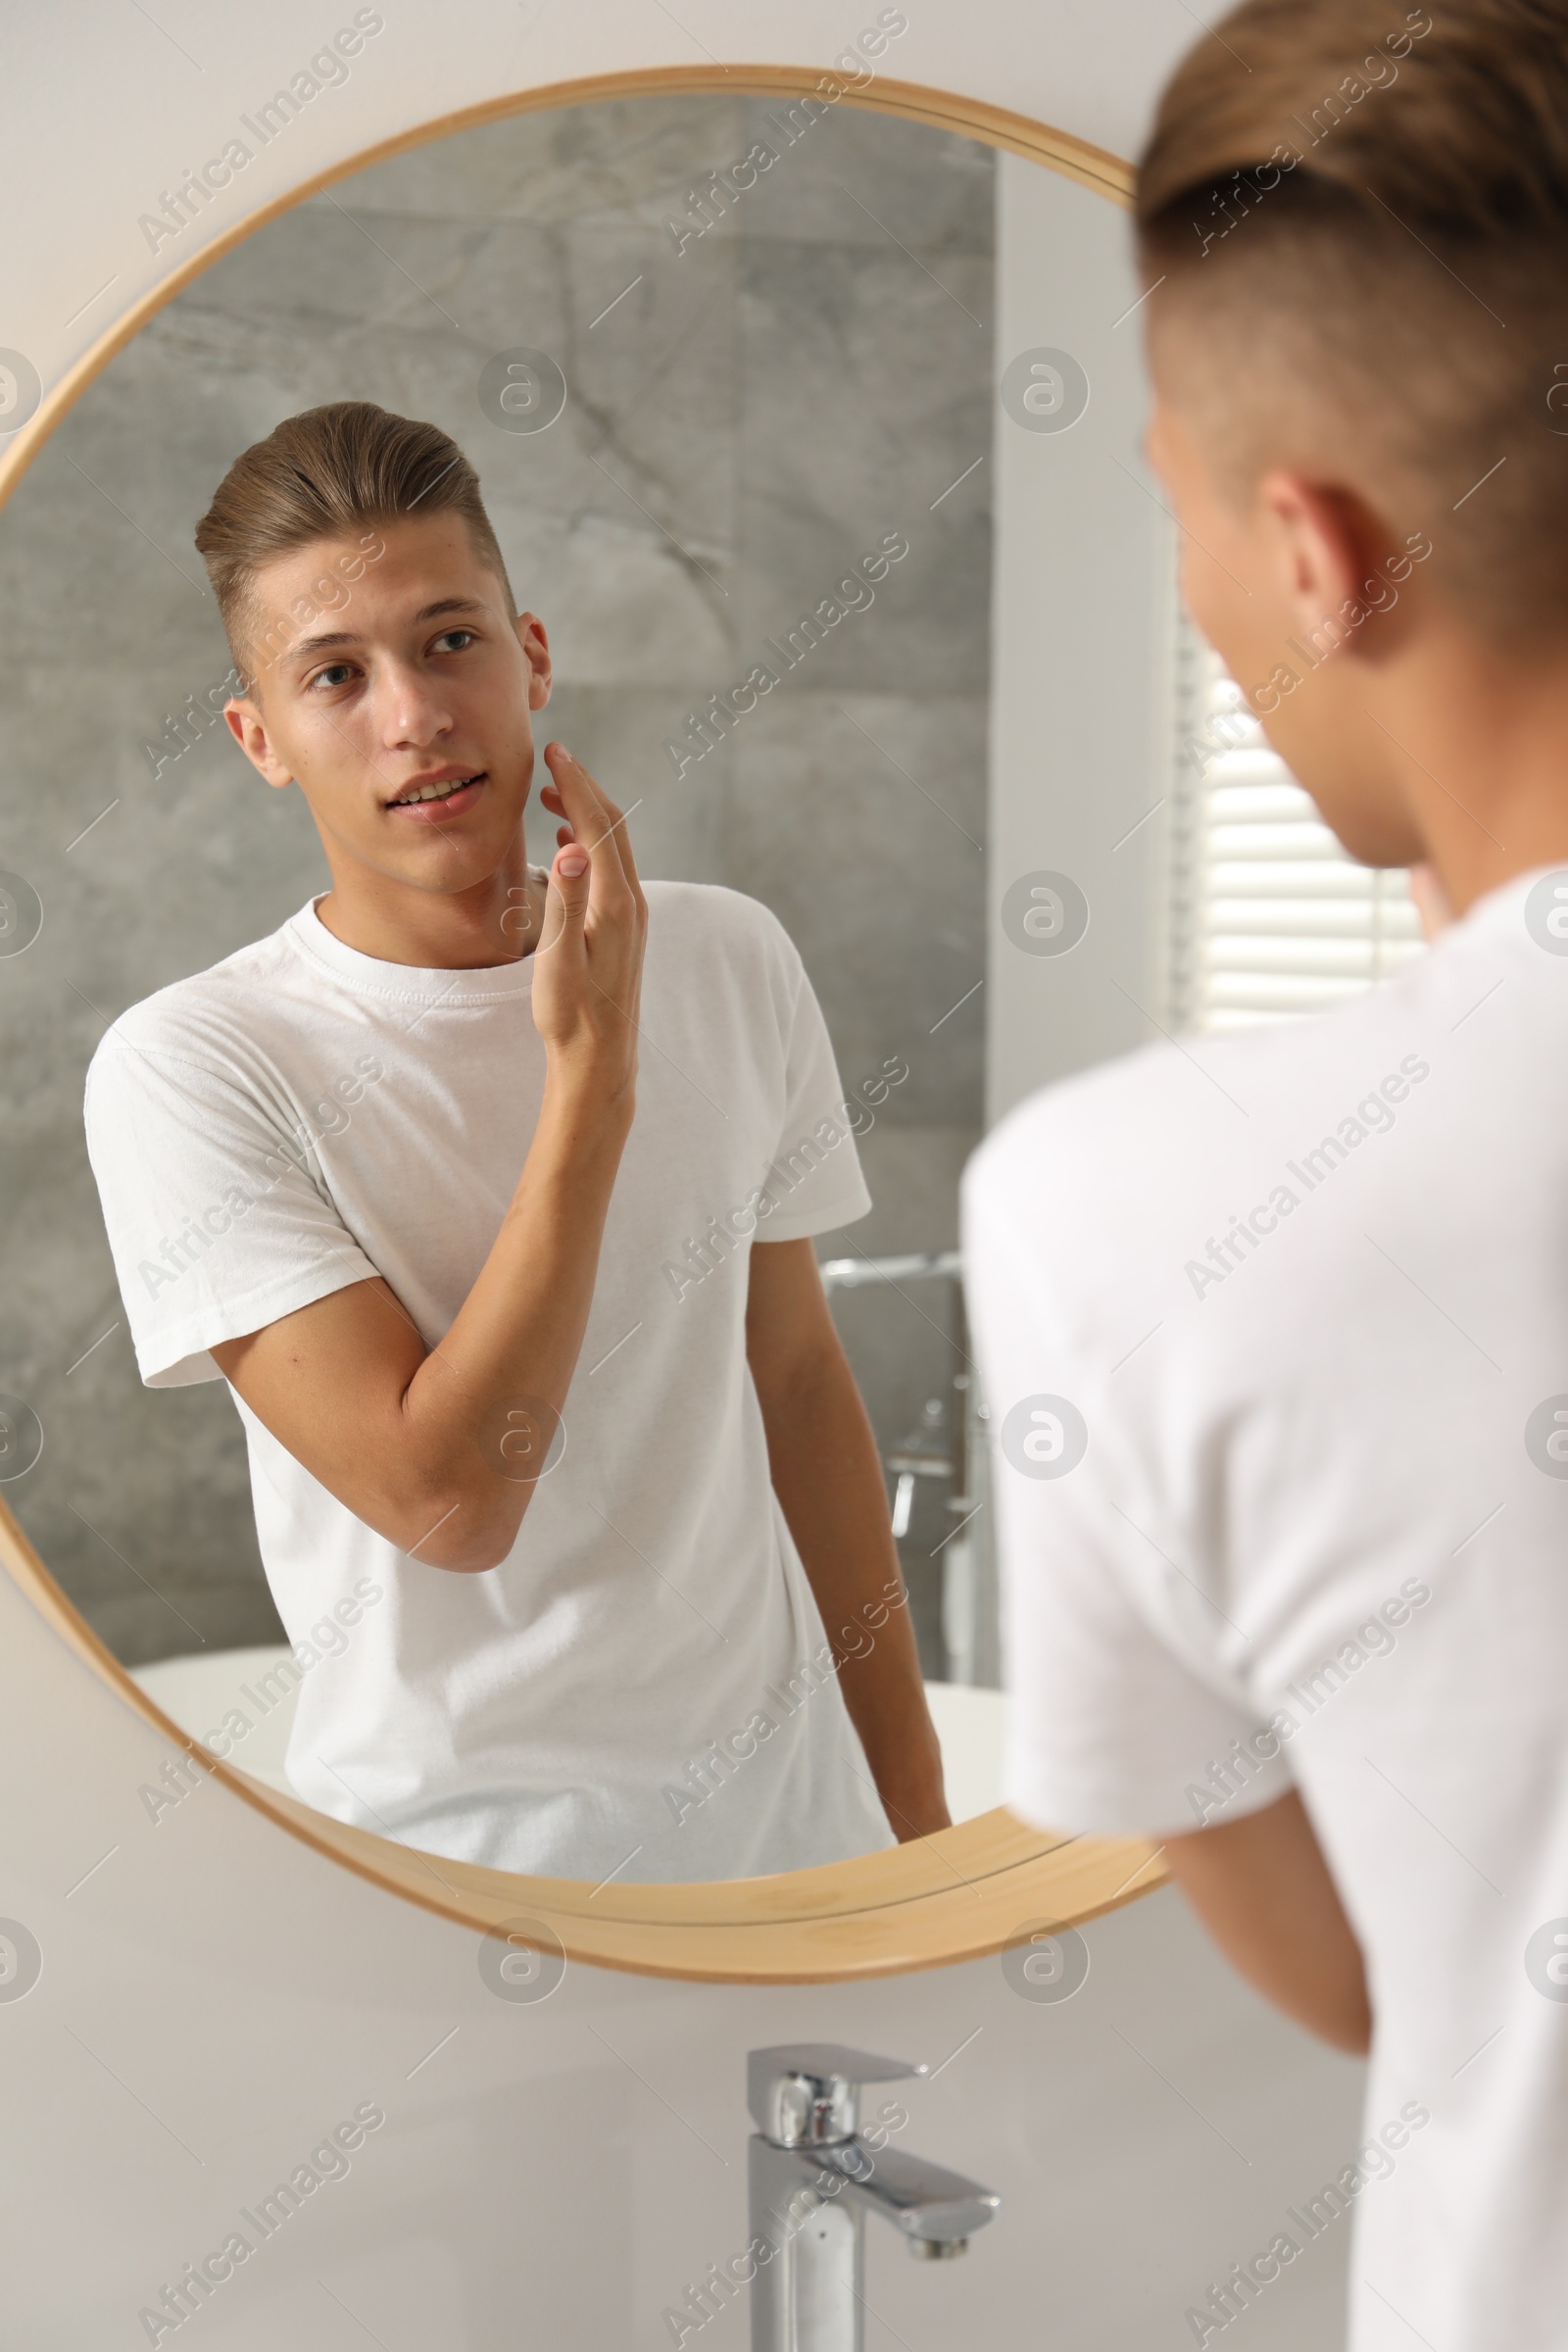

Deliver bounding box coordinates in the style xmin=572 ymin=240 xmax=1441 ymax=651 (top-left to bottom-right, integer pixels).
xmin=515 ymin=612 xmax=552 ymax=710
xmin=1257 ymin=470 xmax=1406 ymax=657
xmin=223 ymin=695 xmax=294 ymax=790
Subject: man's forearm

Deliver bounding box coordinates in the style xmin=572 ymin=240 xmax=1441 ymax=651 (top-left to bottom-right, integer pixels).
xmin=216 ymin=1071 xmax=635 ymax=1575
xmin=392 ymin=1072 xmax=633 ymax=1567
xmin=1164 ymin=1790 xmax=1372 ymax=2053
xmin=760 ymin=1341 xmax=951 ymax=1839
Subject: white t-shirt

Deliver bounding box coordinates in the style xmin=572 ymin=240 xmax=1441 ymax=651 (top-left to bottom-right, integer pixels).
xmin=85 ymin=880 xmax=896 ymax=1884
xmin=962 ymin=866 xmax=1568 ymax=2352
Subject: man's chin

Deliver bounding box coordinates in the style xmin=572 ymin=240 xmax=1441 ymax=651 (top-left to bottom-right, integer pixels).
xmin=1310 ymin=805 xmax=1424 ymax=869
xmin=379 ymin=792 xmax=525 ymax=863
xmin=353 ymin=834 xmax=520 ymax=897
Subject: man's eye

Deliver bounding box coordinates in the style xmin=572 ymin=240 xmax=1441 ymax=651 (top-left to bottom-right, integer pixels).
xmin=309 ymin=662 xmax=355 ymax=691
xmin=434 ymin=628 xmax=476 ymax=653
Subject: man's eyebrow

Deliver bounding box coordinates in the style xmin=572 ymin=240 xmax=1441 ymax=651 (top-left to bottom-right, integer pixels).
xmin=413 ymin=596 xmax=488 ymax=623
xmin=284 ymin=598 xmax=490 ymax=663
xmin=288 ymin=628 xmax=359 ymax=661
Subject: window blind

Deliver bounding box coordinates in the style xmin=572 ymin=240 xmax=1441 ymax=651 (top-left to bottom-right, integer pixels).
xmin=1167 ymin=626 xmax=1425 ymax=1033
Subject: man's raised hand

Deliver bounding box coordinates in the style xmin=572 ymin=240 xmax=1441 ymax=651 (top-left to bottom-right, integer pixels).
xmin=531 ymin=742 xmax=646 ymax=1110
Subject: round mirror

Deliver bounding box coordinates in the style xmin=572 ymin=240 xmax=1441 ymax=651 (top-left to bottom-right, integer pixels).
xmin=0 ymin=76 xmax=1167 ymax=1953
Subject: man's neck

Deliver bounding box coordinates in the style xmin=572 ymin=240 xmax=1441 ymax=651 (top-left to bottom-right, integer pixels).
xmin=313 ymin=850 xmax=547 ymax=970
xmin=1372 ymin=628 xmax=1568 ymax=917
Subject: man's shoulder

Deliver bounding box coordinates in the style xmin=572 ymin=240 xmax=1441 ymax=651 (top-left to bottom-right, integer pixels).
xmin=84 ymin=918 xmax=303 ymax=1087
xmin=968 ymin=953 xmax=1453 ymax=1252
xmin=970 ymin=1027 xmax=1253 ymax=1202
xmin=644 ymin=879 xmax=799 ymax=980
xmin=965 ymin=874 xmax=1568 ymax=1313
xmin=645 ymin=877 xmax=787 ymax=941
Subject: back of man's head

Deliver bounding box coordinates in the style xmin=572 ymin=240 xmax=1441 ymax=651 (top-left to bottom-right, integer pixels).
xmin=1138 ymin=0 xmax=1568 ymax=644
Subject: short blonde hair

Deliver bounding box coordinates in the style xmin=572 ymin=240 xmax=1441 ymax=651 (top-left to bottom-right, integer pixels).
xmin=194 ymin=401 xmax=514 ymax=676
xmin=1137 ymin=0 xmax=1568 ymax=638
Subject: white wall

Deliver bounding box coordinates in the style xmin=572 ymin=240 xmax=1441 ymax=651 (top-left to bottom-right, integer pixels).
xmin=0 ymin=9 xmax=1369 ymax=2346
xmin=4 ymin=3 xmax=1201 ymax=421
xmin=2 ymin=1568 xmax=1363 ymax=2348
xmin=986 ymin=151 xmax=1175 ymax=1125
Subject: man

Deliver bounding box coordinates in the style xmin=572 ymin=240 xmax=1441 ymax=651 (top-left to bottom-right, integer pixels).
xmin=86 ymin=400 xmax=947 ymax=1882
xmin=964 ymin=3 xmax=1568 ymax=2344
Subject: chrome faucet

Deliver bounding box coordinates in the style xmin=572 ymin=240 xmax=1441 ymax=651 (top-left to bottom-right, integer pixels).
xmin=747 ymin=2043 xmax=1001 ymax=2350
xmin=886 ymin=1396 xmax=953 ymax=1540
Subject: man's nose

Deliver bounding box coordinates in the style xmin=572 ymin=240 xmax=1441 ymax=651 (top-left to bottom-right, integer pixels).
xmin=376 ymin=663 xmax=453 ymax=748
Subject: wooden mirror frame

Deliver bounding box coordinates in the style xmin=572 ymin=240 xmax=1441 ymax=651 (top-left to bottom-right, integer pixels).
xmin=0 ymin=65 xmax=1166 ymax=1983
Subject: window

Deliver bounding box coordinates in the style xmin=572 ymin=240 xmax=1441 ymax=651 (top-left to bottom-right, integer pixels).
xmin=1167 ymin=627 xmax=1425 ymax=1033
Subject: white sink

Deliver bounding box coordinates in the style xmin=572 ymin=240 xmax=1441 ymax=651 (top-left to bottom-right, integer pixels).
xmin=129 ymin=1648 xmax=1009 ymax=1824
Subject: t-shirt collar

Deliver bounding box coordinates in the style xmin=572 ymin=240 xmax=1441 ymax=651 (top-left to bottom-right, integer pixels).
xmin=285 ymin=893 xmax=537 ymax=1003
xmin=1448 ymin=861 xmax=1568 ymax=947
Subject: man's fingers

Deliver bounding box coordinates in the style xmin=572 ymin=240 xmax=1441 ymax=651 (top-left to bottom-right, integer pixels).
xmin=535 ymin=835 xmax=592 ymax=963
xmin=541 ymin=742 xmax=620 ymax=839
xmin=541 ymin=743 xmax=636 ymax=901
xmin=552 ymin=755 xmax=644 ymax=901
xmin=603 ymin=784 xmax=646 ymax=905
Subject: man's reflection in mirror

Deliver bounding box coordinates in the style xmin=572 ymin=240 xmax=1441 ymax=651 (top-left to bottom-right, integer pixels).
xmin=84 ymin=403 xmax=949 ymax=1880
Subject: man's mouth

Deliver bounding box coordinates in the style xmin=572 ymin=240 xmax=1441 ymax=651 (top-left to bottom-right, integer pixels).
xmin=385 ymin=770 xmax=487 ymax=820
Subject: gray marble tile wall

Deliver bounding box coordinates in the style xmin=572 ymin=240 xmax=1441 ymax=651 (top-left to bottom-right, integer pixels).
xmin=0 ymin=93 xmax=991 ymax=1667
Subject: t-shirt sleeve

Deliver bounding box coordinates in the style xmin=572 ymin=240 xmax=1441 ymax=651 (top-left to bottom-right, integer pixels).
xmin=753 ymin=929 xmax=874 ymax=1244
xmin=961 ymin=1132 xmax=1293 ymax=1840
xmin=84 ymin=1031 xmax=382 ymax=1389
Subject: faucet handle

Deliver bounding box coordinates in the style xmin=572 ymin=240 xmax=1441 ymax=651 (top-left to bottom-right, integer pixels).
xmin=748 ymin=2044 xmax=927 ymax=2148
